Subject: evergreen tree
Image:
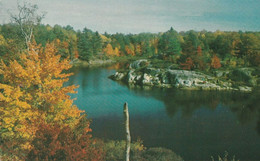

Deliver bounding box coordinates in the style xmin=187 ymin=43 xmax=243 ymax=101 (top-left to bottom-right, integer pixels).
xmin=182 ymin=30 xmax=199 ymax=55
xmin=211 ymin=35 xmax=232 ymax=59
xmin=159 ymin=27 xmax=182 ymax=57
xmin=77 ymin=28 xmax=93 ymax=61
xmin=143 ymin=40 xmax=153 ymax=56
xmin=92 ymin=31 xmax=102 ymax=55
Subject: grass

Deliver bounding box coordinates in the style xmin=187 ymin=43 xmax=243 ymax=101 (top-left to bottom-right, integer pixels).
xmin=103 ymin=140 xmax=184 ymax=161
xmin=211 ymin=151 xmax=239 ymax=161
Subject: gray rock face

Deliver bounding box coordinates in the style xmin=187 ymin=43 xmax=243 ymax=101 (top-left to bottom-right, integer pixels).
xmin=142 ymin=73 xmax=153 ymax=85
xmin=214 ymin=70 xmax=230 ymax=77
xmin=128 ymin=70 xmax=142 ymax=83
xmin=238 ymin=86 xmax=253 ymax=92
xmin=237 ymin=68 xmax=255 ymax=77
xmin=129 ymin=59 xmax=149 ymax=69
xmin=166 ymin=70 xmax=222 ymax=90
xmin=113 ymin=72 xmax=125 ymax=81
xmin=109 ymin=60 xmax=255 ymax=92
xmin=142 ymin=73 xmax=161 ymax=85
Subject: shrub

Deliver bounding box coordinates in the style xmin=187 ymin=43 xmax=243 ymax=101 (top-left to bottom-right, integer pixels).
xmin=104 ymin=140 xmax=145 ymax=161
xmin=230 ymin=69 xmax=251 ymax=83
xmin=211 ymin=151 xmax=239 ymax=161
xmin=104 ymin=140 xmax=184 ymax=161
xmin=26 ymin=116 xmax=104 ymax=161
xmin=141 ymin=147 xmax=183 ymax=161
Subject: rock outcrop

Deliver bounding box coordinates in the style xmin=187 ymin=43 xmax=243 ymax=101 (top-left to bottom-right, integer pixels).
xmin=129 ymin=59 xmax=149 ymax=69
xmin=109 ymin=60 xmax=256 ymax=92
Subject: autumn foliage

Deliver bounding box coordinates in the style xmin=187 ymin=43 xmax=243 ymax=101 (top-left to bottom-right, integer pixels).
xmin=211 ymin=55 xmax=222 ymax=69
xmin=180 ymin=57 xmax=194 ymax=70
xmin=103 ymin=43 xmax=120 ymax=56
xmin=0 ymin=42 xmax=101 ymax=160
xmin=125 ymin=44 xmax=135 ymax=56
xmin=27 ymin=115 xmax=104 ymax=161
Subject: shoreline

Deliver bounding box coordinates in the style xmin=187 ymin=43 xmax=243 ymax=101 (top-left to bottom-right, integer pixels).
xmin=109 ymin=59 xmax=259 ymax=92
xmin=70 ymin=59 xmax=116 ymax=67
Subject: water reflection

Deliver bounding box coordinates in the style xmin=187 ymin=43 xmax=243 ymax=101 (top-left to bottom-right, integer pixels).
xmin=257 ymin=120 xmax=260 ymax=136
xmin=106 ymin=62 xmax=129 ymax=70
xmin=125 ymin=85 xmax=260 ymax=135
xmin=66 ymin=65 xmax=260 ymax=161
xmin=122 ymin=86 xmax=260 ymax=160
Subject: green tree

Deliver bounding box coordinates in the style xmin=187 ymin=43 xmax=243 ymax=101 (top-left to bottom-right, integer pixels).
xmin=92 ymin=31 xmax=103 ymax=56
xmin=34 ymin=24 xmax=56 ymax=46
xmin=53 ymin=25 xmax=67 ymax=42
xmin=238 ymin=33 xmax=259 ymax=57
xmin=158 ymin=27 xmax=182 ymax=57
xmin=211 ymin=34 xmax=232 ymax=59
xmin=77 ymin=28 xmax=93 ymax=61
xmin=182 ymin=30 xmax=199 ymax=55
xmin=0 ymin=24 xmax=25 ymax=59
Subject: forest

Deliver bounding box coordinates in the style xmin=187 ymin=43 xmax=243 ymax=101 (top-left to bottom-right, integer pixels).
xmin=0 ymin=24 xmax=260 ymax=69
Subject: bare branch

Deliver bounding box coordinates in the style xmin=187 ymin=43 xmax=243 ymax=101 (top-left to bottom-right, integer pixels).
xmin=9 ymin=2 xmax=46 ymax=50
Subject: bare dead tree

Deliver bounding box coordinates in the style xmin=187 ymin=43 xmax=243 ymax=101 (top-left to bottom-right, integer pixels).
xmin=9 ymin=2 xmax=45 ymax=50
xmin=124 ymin=102 xmax=131 ymax=161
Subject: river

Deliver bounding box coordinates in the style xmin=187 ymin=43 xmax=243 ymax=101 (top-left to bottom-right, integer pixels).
xmin=66 ymin=65 xmax=260 ymax=161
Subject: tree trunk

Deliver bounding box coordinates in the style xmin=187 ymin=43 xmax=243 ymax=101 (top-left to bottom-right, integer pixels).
xmin=124 ymin=102 xmax=131 ymax=161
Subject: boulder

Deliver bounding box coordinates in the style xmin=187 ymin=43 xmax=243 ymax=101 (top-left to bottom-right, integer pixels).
xmin=238 ymin=86 xmax=252 ymax=92
xmin=161 ymin=73 xmax=170 ymax=84
xmin=127 ymin=70 xmax=143 ymax=84
xmin=142 ymin=73 xmax=153 ymax=85
xmin=129 ymin=59 xmax=149 ymax=69
xmin=214 ymin=70 xmax=230 ymax=77
xmin=109 ymin=72 xmax=126 ymax=81
xmin=144 ymin=68 xmax=160 ymax=76
xmin=237 ymin=68 xmax=255 ymax=77
xmin=128 ymin=70 xmax=138 ymax=83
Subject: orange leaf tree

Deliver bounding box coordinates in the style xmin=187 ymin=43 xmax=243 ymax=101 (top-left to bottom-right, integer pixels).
xmin=27 ymin=116 xmax=104 ymax=161
xmin=180 ymin=57 xmax=194 ymax=70
xmin=0 ymin=42 xmax=83 ymax=158
xmin=211 ymin=55 xmax=222 ymax=69
xmin=103 ymin=43 xmax=114 ymax=56
xmin=125 ymin=44 xmax=135 ymax=56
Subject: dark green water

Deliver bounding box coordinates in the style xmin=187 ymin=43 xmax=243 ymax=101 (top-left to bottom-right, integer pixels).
xmin=67 ymin=65 xmax=260 ymax=161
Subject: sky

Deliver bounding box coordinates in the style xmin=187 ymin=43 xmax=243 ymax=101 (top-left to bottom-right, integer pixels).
xmin=0 ymin=0 xmax=259 ymax=34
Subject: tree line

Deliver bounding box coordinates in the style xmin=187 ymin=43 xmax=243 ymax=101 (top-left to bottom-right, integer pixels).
xmin=0 ymin=24 xmax=259 ymax=69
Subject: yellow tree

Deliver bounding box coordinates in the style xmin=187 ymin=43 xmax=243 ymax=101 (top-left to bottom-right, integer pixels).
xmin=125 ymin=44 xmax=135 ymax=56
xmin=0 ymin=34 xmax=6 ymax=46
xmin=103 ymin=43 xmax=114 ymax=56
xmin=151 ymin=38 xmax=158 ymax=54
xmin=135 ymin=44 xmax=142 ymax=55
xmin=0 ymin=42 xmax=83 ymax=158
xmin=114 ymin=47 xmax=120 ymax=56
xmin=0 ymin=34 xmax=7 ymax=56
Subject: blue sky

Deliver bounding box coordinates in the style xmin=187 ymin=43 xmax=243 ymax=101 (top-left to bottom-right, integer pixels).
xmin=0 ymin=0 xmax=259 ymax=33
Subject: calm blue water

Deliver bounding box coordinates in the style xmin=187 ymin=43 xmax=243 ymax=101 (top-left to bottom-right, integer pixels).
xmin=66 ymin=65 xmax=260 ymax=161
